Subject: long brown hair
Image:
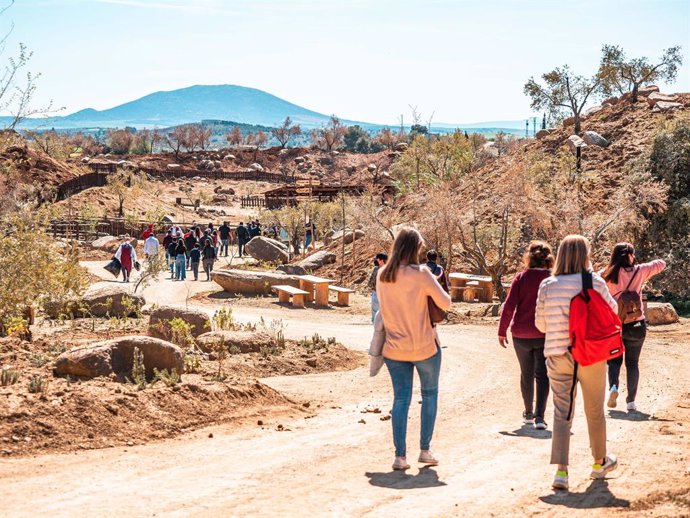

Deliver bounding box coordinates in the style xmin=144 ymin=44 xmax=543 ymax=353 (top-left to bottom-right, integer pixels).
xmin=552 ymin=235 xmax=591 ymax=276
xmin=379 ymin=227 xmax=423 ymax=283
xmin=602 ymin=242 xmax=635 ymax=284
xmin=523 ymin=240 xmax=555 ymax=269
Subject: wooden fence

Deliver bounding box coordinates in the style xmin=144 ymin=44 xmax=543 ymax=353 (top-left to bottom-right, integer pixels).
xmin=56 ymin=172 xmax=109 ymax=200
xmin=241 ymin=196 xmax=296 ymax=209
xmin=47 ymin=218 xmax=162 ymax=241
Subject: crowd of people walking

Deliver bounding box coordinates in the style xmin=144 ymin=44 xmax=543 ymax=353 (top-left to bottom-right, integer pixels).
xmin=369 ymin=228 xmax=666 ymax=491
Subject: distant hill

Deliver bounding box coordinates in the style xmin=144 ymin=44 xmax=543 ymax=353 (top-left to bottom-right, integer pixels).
xmin=13 ymin=85 xmax=352 ymax=130
xmin=11 ymin=83 xmax=527 ymax=135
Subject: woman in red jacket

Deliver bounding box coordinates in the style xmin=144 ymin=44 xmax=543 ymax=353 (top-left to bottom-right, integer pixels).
xmin=498 ymin=241 xmax=554 ymax=430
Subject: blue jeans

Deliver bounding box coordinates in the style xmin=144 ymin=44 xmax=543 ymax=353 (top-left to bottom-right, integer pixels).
xmin=175 ymin=254 xmax=186 ymax=280
xmin=384 ymin=347 xmax=442 ymax=457
xmin=304 ymin=234 xmax=312 ymax=250
xmin=371 ymin=291 xmax=379 ymax=323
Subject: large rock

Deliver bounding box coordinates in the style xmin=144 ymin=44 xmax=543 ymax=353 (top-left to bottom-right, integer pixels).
xmin=46 ymin=283 xmax=145 ymax=319
xmin=91 ymin=236 xmax=137 ymax=254
xmin=167 ymin=163 xmax=181 ymax=171
xmin=582 ymin=105 xmax=603 ymax=118
xmin=297 ymin=250 xmax=337 ymax=271
xmin=638 ymin=85 xmax=659 ymax=97
xmin=244 ymin=236 xmax=289 ymax=264
xmin=646 ymin=92 xmax=678 ymax=107
xmin=211 ymin=270 xmax=301 ymax=295
xmin=567 ymin=135 xmax=587 ymax=154
xmin=148 ymin=305 xmax=211 ymax=340
xmin=394 ymin=142 xmax=409 ymax=152
xmin=275 ymin=264 xmax=307 ymax=275
xmin=645 ymin=302 xmax=679 ymax=326
xmin=54 ymin=336 xmax=185 ymax=379
xmin=249 ymin=163 xmax=264 ymax=172
xmin=536 ymin=129 xmax=552 ymax=140
xmin=582 ymin=131 xmax=609 ymax=148
xmin=652 ymin=101 xmax=683 ymax=113
xmin=326 ymin=229 xmax=365 ymax=245
xmin=602 ymin=96 xmax=619 ymax=106
xmin=196 ymin=330 xmax=269 ymax=354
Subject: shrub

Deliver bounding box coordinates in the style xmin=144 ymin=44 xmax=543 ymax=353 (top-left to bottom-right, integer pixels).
xmin=28 ymin=374 xmax=47 ymax=394
xmin=1 ymin=367 xmax=19 ymax=386
xmin=184 ymin=354 xmax=201 ymax=373
xmin=153 ymin=367 xmax=180 ymax=387
xmin=128 ymin=346 xmax=147 ymax=390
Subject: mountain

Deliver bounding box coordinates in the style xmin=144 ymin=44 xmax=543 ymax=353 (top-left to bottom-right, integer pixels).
xmin=15 ymin=84 xmax=351 ymax=130
xmin=12 ymin=84 xmax=529 ymax=134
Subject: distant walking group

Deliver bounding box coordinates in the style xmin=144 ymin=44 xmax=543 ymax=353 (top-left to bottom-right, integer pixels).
xmin=369 ymin=228 xmax=666 ymax=491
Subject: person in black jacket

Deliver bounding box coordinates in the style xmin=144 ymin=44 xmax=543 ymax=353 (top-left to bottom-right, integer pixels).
xmin=167 ymin=237 xmax=178 ymax=279
xmin=425 ymin=250 xmax=449 ymax=293
xmin=202 ymin=238 xmax=216 ymax=281
xmin=237 ymin=222 xmax=250 ymax=257
xmin=219 ymin=221 xmax=231 ymax=257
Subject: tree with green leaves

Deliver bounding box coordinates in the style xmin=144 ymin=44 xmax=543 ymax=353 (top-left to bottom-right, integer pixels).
xmin=599 ymin=44 xmax=683 ymax=103
xmin=524 ymin=65 xmax=601 ymax=134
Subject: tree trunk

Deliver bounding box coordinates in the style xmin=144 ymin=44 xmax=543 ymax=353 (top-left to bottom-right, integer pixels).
xmin=574 ymin=114 xmax=581 ymax=135
xmin=631 ymin=83 xmax=639 ymax=103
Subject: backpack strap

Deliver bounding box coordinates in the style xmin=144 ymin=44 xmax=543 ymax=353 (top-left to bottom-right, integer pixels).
xmin=580 ymin=270 xmax=593 ymax=302
xmin=566 ymin=360 xmax=578 ymax=421
xmin=624 ymin=266 xmax=639 ymax=291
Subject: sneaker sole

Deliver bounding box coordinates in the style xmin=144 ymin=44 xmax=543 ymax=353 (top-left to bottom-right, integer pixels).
xmin=392 ymin=464 xmax=410 ymax=470
xmin=418 ymin=459 xmax=439 ymax=466
xmin=607 ymin=392 xmax=618 ymax=408
xmin=552 ymin=481 xmax=568 ymax=490
xmin=534 ymin=423 xmax=548 ymax=430
xmin=591 ymin=460 xmax=618 ymax=479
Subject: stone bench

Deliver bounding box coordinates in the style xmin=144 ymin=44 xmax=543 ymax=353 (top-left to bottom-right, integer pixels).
xmin=273 ymin=285 xmax=310 ymax=308
xmin=329 ymin=286 xmax=355 ymax=306
xmin=450 ymin=281 xmax=483 ymax=302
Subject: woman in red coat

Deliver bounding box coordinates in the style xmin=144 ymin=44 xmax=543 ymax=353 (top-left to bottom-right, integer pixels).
xmin=115 ymin=237 xmax=138 ymax=282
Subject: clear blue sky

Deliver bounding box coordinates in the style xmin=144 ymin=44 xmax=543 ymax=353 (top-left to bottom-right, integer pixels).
xmin=11 ymin=0 xmax=690 ymax=124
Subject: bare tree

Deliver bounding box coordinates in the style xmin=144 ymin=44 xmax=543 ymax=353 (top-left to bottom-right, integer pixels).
xmin=192 ymin=124 xmax=212 ymax=151
xmin=165 ymin=126 xmax=189 ymax=159
xmin=225 ymin=126 xmax=242 ymax=149
xmin=599 ymin=44 xmax=683 ymax=103
xmin=524 ymin=65 xmax=602 ymax=134
xmin=317 ymin=115 xmax=347 ymax=151
xmin=271 ymin=116 xmax=301 ymax=148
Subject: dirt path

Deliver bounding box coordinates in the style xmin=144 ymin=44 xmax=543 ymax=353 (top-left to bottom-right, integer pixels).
xmin=3 ymin=263 xmax=689 ymax=517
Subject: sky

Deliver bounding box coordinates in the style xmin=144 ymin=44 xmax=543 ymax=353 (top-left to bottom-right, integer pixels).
xmin=9 ymin=0 xmax=690 ymax=125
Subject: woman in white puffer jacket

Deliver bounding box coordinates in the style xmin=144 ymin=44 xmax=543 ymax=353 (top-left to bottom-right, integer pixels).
xmin=535 ymin=235 xmax=619 ymax=491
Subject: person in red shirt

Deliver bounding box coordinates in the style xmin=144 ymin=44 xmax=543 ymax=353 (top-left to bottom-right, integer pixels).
xmin=141 ymin=224 xmax=154 ymax=240
xmin=498 ymin=240 xmax=554 ymax=430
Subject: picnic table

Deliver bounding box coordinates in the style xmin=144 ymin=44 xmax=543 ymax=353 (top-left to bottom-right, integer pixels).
xmin=449 ymin=273 xmax=495 ymax=303
xmin=297 ymin=274 xmax=334 ymax=307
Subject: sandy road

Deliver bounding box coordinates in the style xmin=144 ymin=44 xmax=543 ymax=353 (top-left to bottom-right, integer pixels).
xmin=2 ymin=263 xmax=689 ymax=517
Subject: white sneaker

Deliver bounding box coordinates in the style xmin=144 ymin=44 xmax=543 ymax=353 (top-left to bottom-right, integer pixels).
xmin=418 ymin=450 xmax=439 ymax=465
xmin=552 ymin=470 xmax=569 ymax=490
xmin=392 ymin=456 xmax=410 ymax=470
xmin=627 ymin=401 xmax=637 ymax=411
xmin=591 ymin=454 xmax=618 ymax=479
xmin=607 ymin=386 xmax=618 ymax=408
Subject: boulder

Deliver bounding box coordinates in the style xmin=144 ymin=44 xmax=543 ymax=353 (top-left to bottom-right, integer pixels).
xmin=148 ymin=305 xmax=211 ymax=340
xmin=647 ymin=92 xmax=679 ymax=107
xmin=638 ymin=85 xmax=659 ymax=97
xmin=563 ymin=116 xmax=575 ymax=127
xmin=582 ymin=131 xmax=609 ymax=148
xmin=567 ymin=135 xmax=587 ymax=154
xmin=213 ymin=186 xmax=235 ymax=195
xmin=249 ymin=163 xmax=264 ymax=172
xmin=212 ymin=270 xmax=301 ymax=295
xmin=212 ymin=194 xmax=229 ymax=204
xmin=325 ymin=229 xmax=365 ymax=245
xmin=167 ymin=164 xmax=181 ymax=170
xmin=294 ymin=156 xmax=306 ymax=164
xmin=582 ymin=105 xmax=603 ymax=118
xmin=54 ymin=336 xmax=184 ymax=379
xmin=367 ymin=163 xmax=377 ymax=172
xmin=244 ymin=236 xmax=289 ymax=264
xmin=223 ymin=154 xmax=236 ymax=161
xmin=196 ymin=331 xmax=269 ymax=354
xmin=81 ymin=283 xmax=145 ymax=318
xmin=276 ymin=264 xmax=307 ymax=275
xmin=214 ymin=161 xmax=222 ymax=169
xmin=652 ymin=101 xmax=683 ymax=113
xmin=645 ymin=302 xmax=679 ymax=326
xmin=536 ymin=129 xmax=552 ymax=140
xmin=394 ymin=142 xmax=409 ymax=152
xmin=162 ymin=215 xmax=175 ymax=225
xmin=345 ymin=165 xmax=356 ymax=173
xmin=297 ymin=250 xmax=336 ymax=271
xmin=91 ymin=235 xmax=120 ymax=251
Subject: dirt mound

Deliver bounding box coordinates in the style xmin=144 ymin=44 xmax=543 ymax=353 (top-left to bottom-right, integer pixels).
xmin=0 ymin=314 xmax=363 ymax=457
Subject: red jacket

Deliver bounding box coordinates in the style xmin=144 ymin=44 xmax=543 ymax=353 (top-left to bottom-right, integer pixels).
xmin=498 ymin=268 xmax=551 ymax=339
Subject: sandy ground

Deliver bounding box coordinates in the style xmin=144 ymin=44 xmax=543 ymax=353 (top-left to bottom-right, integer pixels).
xmin=2 ymin=262 xmax=689 ymax=517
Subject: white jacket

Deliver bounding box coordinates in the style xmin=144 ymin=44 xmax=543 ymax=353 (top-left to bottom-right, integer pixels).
xmin=535 ymin=272 xmax=617 ymax=357
xmin=143 ymin=236 xmax=160 ymax=256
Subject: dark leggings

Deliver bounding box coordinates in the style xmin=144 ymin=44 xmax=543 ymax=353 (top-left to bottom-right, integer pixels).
xmin=608 ymin=320 xmax=646 ymax=403
xmin=513 ymin=337 xmax=550 ymax=418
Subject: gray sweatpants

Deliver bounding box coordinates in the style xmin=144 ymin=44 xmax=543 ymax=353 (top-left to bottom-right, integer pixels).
xmin=547 ymin=352 xmax=607 ymax=465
